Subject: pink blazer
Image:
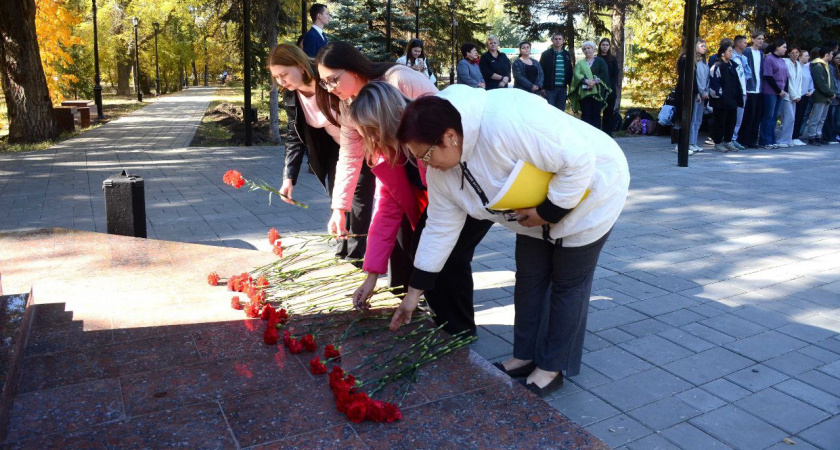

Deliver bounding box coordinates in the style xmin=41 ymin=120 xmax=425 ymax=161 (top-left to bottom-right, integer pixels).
xmin=362 ymin=157 xmax=429 ymax=275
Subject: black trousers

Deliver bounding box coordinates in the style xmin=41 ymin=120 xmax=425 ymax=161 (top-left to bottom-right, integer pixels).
xmin=580 ymin=97 xmax=603 ymax=129
xmin=387 ymin=215 xmax=415 ymax=297
xmin=738 ymin=93 xmax=762 ymax=147
xmin=712 ymin=106 xmax=737 ymax=144
xmin=601 ymin=92 xmax=617 ymax=136
xmin=335 ymin=164 xmax=375 ymax=265
xmin=412 ymin=213 xmax=493 ymax=336
xmin=793 ymin=96 xmax=811 ymax=140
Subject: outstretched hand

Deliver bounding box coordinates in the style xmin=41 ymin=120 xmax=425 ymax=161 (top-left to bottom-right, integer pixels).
xmin=390 ymin=289 xmax=422 ymax=331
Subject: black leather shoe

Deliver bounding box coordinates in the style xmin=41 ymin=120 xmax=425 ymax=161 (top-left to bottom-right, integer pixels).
xmin=525 ymin=372 xmax=565 ymax=398
xmin=493 ymin=361 xmax=537 ymax=378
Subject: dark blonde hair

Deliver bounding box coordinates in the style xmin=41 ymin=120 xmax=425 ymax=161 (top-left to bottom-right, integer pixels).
xmin=347 ymin=81 xmax=411 ymax=166
xmin=267 ymin=44 xmax=339 ymax=127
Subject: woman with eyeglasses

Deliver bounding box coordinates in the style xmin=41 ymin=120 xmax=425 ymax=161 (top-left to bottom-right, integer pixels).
xmin=313 ymin=42 xmax=489 ymax=310
xmin=346 ymin=82 xmax=493 ymax=336
xmin=267 ymin=44 xmax=375 ymax=263
xmin=388 ymin=85 xmax=629 ymax=398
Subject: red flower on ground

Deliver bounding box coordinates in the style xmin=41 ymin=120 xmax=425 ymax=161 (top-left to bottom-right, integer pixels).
xmin=383 ymin=403 xmax=402 ymax=422
xmin=310 ymin=357 xmax=327 ymax=375
xmin=264 ymin=325 xmax=279 ymax=345
xmin=366 ymin=400 xmax=387 ymax=422
xmin=244 ymin=301 xmax=260 ymax=318
xmin=276 ymin=308 xmax=289 ymax=324
xmin=301 ymin=334 xmax=317 ymax=352
xmin=272 ymin=241 xmax=283 ymax=257
xmin=324 ymin=344 xmax=341 ymax=360
xmin=261 ymin=304 xmax=276 ymax=320
xmin=283 ymin=330 xmax=292 ymax=347
xmin=346 ymin=400 xmax=368 ymax=423
xmin=223 ymin=170 xmax=245 ymax=189
xmin=256 ymin=275 xmax=269 ymax=289
xmin=268 ymin=228 xmax=280 ymax=245
xmin=207 ymin=272 xmax=220 ymax=286
xmin=287 ymin=338 xmax=303 ymax=354
xmin=230 ymin=296 xmax=243 ymax=310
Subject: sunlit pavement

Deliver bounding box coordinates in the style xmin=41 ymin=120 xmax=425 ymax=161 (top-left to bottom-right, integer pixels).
xmin=1 ymin=88 xmax=838 ymax=449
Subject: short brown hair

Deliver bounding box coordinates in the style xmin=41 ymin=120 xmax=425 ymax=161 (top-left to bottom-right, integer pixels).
xmin=397 ymin=95 xmax=463 ymax=157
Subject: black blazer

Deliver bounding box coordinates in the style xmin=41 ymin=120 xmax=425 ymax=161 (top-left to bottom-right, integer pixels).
xmin=302 ymin=27 xmax=327 ymax=58
xmin=479 ymin=51 xmax=512 ymax=90
xmin=282 ymin=90 xmax=338 ymax=193
xmin=743 ymin=48 xmax=763 ymax=92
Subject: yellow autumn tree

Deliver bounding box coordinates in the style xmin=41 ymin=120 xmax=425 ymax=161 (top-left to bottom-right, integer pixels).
xmin=35 ymin=0 xmax=84 ymax=104
xmin=625 ymin=0 xmax=747 ymax=107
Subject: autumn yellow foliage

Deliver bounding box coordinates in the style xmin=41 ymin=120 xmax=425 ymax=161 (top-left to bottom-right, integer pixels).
xmin=36 ymin=0 xmax=84 ymax=104
xmin=625 ymin=0 xmax=747 ymax=107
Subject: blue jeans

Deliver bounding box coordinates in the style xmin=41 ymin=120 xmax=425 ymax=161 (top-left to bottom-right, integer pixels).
xmin=760 ymin=93 xmax=783 ymax=145
xmin=545 ymin=86 xmax=567 ymax=112
xmin=689 ymin=97 xmax=704 ymax=146
xmin=513 ymin=230 xmax=611 ymax=375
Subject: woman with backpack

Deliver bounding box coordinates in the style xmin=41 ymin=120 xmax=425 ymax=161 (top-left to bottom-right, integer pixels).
xmin=709 ymin=42 xmax=745 ymax=152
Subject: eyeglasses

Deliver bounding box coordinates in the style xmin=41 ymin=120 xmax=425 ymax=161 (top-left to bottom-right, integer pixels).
xmin=419 ymin=144 xmax=436 ymax=163
xmin=319 ymin=70 xmax=346 ymax=90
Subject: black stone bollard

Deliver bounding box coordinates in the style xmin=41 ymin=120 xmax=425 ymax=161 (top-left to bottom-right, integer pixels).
xmin=103 ymin=170 xmax=147 ymax=238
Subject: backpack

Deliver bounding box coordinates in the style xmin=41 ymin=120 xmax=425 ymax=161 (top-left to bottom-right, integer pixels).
xmin=657 ymin=105 xmax=675 ymax=126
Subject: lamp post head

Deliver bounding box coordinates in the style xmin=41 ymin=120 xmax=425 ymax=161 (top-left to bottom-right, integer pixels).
xmin=153 ymin=22 xmax=159 ymax=31
xmin=415 ymin=0 xmax=420 ymax=7
xmin=132 ymin=16 xmax=138 ymax=27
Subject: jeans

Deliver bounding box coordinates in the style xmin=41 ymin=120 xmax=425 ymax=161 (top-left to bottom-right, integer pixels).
xmin=545 ymin=86 xmax=568 ymax=112
xmin=759 ymin=93 xmax=783 ymax=146
xmin=805 ymin=102 xmax=830 ymax=139
xmin=732 ymin=95 xmax=746 ymax=141
xmin=689 ymin=97 xmax=704 ymax=146
xmin=513 ymin=230 xmax=611 ymax=375
xmin=776 ymin=100 xmax=795 ymax=145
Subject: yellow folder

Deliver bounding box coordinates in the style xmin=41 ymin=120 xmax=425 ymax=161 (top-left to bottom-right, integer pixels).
xmin=487 ymin=160 xmax=588 ymax=211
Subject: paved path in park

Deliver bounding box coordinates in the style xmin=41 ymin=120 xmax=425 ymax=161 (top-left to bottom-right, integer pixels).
xmin=1 ymin=87 xmax=839 ymax=449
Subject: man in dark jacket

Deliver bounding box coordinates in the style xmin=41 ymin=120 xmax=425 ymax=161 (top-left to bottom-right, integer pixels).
xmin=805 ymin=47 xmax=836 ymax=145
xmin=540 ymin=32 xmax=573 ymax=112
xmin=737 ymin=31 xmax=765 ymax=148
xmin=302 ymin=4 xmax=329 ymax=58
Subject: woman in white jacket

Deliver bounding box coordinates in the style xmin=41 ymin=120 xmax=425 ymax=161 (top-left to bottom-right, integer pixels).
xmin=777 ymin=47 xmax=803 ymax=147
xmin=390 ymin=85 xmax=630 ymax=397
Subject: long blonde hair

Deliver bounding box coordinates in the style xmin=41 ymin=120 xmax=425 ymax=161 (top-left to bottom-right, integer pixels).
xmin=348 ymin=81 xmax=411 ymax=166
xmin=267 ymin=44 xmax=339 ymax=127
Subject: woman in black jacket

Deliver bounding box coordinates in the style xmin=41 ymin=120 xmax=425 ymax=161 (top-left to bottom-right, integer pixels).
xmin=269 ymin=44 xmax=375 ymax=262
xmin=479 ymin=35 xmax=512 ymax=90
xmin=598 ymin=38 xmax=620 ymax=136
xmin=708 ymin=42 xmax=744 ymax=152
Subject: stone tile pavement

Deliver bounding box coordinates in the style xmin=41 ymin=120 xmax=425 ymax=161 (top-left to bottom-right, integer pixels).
xmin=1 ymin=88 xmax=839 ymax=449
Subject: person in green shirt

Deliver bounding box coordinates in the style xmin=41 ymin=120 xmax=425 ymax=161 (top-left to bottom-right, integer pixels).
xmin=569 ymin=41 xmax=612 ymax=128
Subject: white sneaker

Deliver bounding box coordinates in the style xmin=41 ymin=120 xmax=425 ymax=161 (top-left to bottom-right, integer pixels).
xmin=672 ymin=146 xmax=694 ymax=155
xmin=705 ymin=138 xmax=715 ymax=145
xmin=829 ymin=141 xmax=839 ymax=145
xmin=792 ymin=139 xmax=807 ymax=146
xmin=776 ymin=143 xmax=790 ymax=148
xmin=691 ymin=145 xmax=704 ymax=153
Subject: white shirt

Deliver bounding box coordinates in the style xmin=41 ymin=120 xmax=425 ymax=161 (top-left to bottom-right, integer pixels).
xmin=748 ymin=48 xmax=763 ymax=94
xmin=312 ymin=24 xmax=325 ymax=40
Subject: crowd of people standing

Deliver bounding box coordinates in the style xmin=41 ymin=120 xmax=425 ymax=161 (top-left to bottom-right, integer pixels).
xmin=676 ymin=32 xmax=839 ymax=155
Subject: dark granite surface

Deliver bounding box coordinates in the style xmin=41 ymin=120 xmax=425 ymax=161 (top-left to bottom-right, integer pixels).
xmin=0 ymin=228 xmax=607 ymax=449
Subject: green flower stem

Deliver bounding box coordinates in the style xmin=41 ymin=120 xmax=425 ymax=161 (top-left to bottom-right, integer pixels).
xmin=245 ymin=177 xmax=309 ymax=209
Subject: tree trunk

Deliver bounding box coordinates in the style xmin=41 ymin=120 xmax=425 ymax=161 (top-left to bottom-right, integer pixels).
xmin=192 ymin=60 xmax=198 ymax=86
xmin=566 ymin=14 xmax=576 ymax=66
xmin=117 ymin=61 xmax=132 ymax=96
xmin=0 ymin=0 xmax=58 ymax=143
xmin=611 ymin=3 xmax=626 ymax=111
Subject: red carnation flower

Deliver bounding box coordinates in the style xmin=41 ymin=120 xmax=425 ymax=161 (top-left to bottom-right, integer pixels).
xmin=244 ymin=301 xmax=260 ymax=318
xmin=276 ymin=308 xmax=289 ymax=324
xmin=383 ymin=402 xmax=402 ymax=422
xmin=268 ymin=228 xmax=280 ymax=245
xmin=310 ymin=357 xmax=327 ymax=375
xmin=261 ymin=304 xmax=276 ymax=320
xmin=301 ymin=334 xmax=317 ymax=352
xmin=231 ymin=296 xmax=243 ymax=310
xmin=324 ymin=344 xmax=341 ymax=360
xmin=272 ymin=241 xmax=283 ymax=257
xmin=283 ymin=330 xmax=292 ymax=347
xmin=346 ymin=400 xmax=368 ymax=423
xmin=287 ymin=338 xmax=304 ymax=354
xmin=256 ymin=275 xmax=269 ymax=289
xmin=264 ymin=325 xmax=279 ymax=345
xmin=366 ymin=400 xmax=387 ymax=422
xmin=223 ymin=170 xmax=246 ymax=189
xmin=207 ymin=272 xmax=220 ymax=286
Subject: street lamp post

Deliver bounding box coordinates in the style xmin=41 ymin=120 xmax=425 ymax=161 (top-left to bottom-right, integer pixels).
xmin=188 ymin=6 xmax=197 ymax=86
xmin=203 ymin=34 xmax=208 ymax=86
xmin=92 ymin=0 xmax=105 ymax=119
xmin=414 ymin=0 xmax=420 ymax=38
xmin=132 ymin=16 xmax=142 ymax=102
xmin=244 ymin=0 xmax=252 ymax=146
xmin=153 ymin=22 xmax=160 ymax=96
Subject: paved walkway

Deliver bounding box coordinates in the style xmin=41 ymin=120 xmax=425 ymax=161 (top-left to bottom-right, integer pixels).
xmin=1 ymin=88 xmax=839 ymax=449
